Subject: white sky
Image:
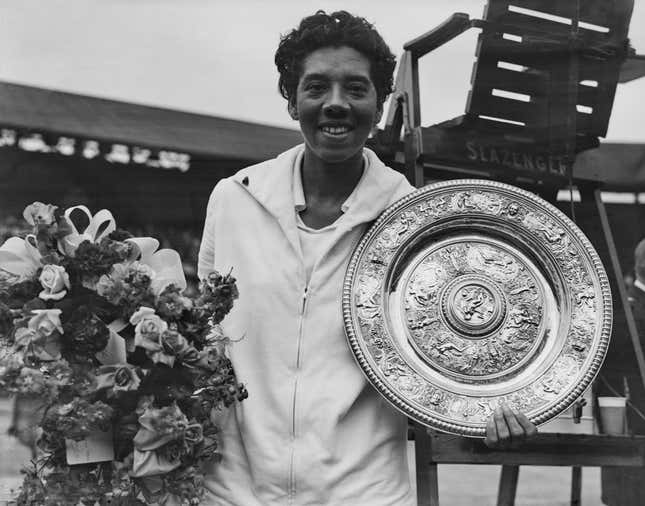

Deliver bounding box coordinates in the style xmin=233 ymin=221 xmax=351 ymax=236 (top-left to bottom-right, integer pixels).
xmin=0 ymin=0 xmax=644 ymax=141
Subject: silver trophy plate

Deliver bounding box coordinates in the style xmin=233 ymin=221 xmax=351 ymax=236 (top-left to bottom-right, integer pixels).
xmin=343 ymin=180 xmax=612 ymax=437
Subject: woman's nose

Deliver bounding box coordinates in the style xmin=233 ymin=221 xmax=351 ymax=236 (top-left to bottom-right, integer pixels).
xmin=322 ymin=85 xmax=349 ymax=116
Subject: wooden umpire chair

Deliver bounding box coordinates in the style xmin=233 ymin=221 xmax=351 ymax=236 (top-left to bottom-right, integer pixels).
xmin=373 ymin=1 xmax=645 ymax=504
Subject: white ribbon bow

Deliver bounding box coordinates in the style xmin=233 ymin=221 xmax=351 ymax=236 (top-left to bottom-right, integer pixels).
xmin=58 ymin=205 xmax=117 ymax=256
xmin=0 ymin=234 xmax=42 ymax=279
xmin=126 ymin=237 xmax=187 ymax=296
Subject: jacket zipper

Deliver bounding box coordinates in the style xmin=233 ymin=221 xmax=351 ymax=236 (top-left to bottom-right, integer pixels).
xmin=289 ymin=286 xmax=308 ymax=504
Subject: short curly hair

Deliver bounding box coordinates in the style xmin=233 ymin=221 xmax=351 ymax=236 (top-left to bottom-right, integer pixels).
xmin=275 ymin=10 xmax=396 ymax=110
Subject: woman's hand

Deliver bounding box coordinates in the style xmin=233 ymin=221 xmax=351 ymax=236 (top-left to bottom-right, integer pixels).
xmin=484 ymin=405 xmax=537 ymax=449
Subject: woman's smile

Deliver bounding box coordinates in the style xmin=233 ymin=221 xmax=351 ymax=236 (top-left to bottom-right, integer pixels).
xmin=290 ymin=45 xmax=381 ymax=165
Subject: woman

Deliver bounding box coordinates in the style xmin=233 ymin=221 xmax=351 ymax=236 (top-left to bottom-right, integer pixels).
xmin=198 ymin=10 xmax=535 ymax=505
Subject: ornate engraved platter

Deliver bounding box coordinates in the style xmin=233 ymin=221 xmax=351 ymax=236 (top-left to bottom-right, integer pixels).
xmin=343 ymin=180 xmax=612 ymax=437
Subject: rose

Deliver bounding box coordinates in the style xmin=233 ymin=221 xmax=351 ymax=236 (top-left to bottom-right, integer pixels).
xmin=96 ymin=364 xmax=141 ymax=393
xmin=23 ymin=202 xmax=57 ymax=226
xmin=130 ymin=307 xmax=168 ymax=352
xmin=114 ymin=366 xmax=140 ymax=391
xmin=183 ymin=423 xmax=203 ymax=446
xmin=149 ymin=330 xmax=190 ymax=367
xmin=38 ymin=265 xmax=70 ymax=301
xmin=178 ymin=345 xmax=200 ymax=365
xmin=28 ymin=309 xmax=63 ymax=336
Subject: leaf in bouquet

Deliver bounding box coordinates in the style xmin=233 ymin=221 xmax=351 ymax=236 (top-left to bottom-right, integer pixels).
xmin=61 ymin=306 xmax=110 ymax=359
xmin=34 ymin=226 xmax=59 ymax=258
xmin=17 ymin=462 xmax=48 ymax=505
xmin=0 ymin=300 xmax=13 ymax=337
xmin=108 ymin=228 xmax=134 ymax=242
xmin=55 ymin=285 xmax=117 ymax=323
xmin=137 ymin=365 xmax=193 ymax=407
xmin=22 ymin=296 xmax=47 ymax=314
xmin=162 ymin=465 xmax=206 ymax=505
xmin=6 ymin=278 xmax=42 ymax=309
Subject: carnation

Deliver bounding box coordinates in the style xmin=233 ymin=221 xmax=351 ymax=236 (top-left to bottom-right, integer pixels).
xmin=97 ymin=262 xmax=156 ymax=319
xmin=4 ymin=278 xmax=41 ymax=309
xmin=156 ymin=285 xmax=193 ymax=321
xmin=63 ymin=238 xmax=132 ymax=280
xmin=61 ymin=306 xmax=110 ymax=358
xmin=197 ymin=270 xmax=239 ymax=324
xmin=41 ymin=398 xmax=113 ymax=442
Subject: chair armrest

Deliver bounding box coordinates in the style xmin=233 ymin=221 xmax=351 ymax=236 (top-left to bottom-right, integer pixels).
xmin=403 ymin=13 xmax=476 ymax=58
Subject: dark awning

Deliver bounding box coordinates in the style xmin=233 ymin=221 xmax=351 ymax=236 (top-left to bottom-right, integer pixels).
xmin=0 ymin=80 xmax=302 ymax=161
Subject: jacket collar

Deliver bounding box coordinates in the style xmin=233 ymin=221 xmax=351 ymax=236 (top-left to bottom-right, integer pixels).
xmin=232 ymin=144 xmax=406 ymax=232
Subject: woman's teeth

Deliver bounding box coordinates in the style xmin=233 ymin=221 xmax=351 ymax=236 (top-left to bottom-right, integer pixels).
xmin=321 ymin=126 xmax=349 ymax=135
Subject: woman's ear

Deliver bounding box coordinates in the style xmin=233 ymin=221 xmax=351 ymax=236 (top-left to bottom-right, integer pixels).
xmin=288 ymin=100 xmax=299 ymax=121
xmin=374 ymin=106 xmax=383 ymax=127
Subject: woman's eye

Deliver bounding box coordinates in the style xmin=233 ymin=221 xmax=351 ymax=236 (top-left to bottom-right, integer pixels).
xmin=348 ymin=84 xmax=368 ymax=96
xmin=305 ymin=82 xmax=326 ymax=93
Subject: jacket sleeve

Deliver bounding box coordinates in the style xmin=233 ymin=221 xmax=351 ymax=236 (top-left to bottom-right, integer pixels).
xmin=197 ymin=183 xmax=220 ymax=281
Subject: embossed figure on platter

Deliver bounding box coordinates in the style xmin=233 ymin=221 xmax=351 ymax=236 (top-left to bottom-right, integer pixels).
xmin=402 ymin=241 xmax=543 ymax=378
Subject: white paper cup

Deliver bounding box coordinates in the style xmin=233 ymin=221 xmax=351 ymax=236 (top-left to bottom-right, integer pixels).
xmin=598 ymin=396 xmax=627 ymax=435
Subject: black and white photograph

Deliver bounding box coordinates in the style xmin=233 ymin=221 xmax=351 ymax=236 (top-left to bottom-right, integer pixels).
xmin=1 ymin=1 xmax=645 ymax=505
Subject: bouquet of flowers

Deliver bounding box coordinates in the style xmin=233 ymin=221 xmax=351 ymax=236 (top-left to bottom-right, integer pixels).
xmin=0 ymin=203 xmax=247 ymax=505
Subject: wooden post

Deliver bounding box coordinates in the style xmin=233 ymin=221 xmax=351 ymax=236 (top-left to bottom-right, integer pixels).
xmin=497 ymin=465 xmax=519 ymax=506
xmin=571 ymin=466 xmax=582 ymax=506
xmin=414 ymin=424 xmax=439 ymax=506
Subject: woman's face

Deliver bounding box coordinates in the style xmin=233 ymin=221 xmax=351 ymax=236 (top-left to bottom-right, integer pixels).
xmin=289 ymin=45 xmax=382 ymax=165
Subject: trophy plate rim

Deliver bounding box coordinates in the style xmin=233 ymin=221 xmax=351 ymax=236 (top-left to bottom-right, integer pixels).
xmin=343 ymin=179 xmax=612 ymax=437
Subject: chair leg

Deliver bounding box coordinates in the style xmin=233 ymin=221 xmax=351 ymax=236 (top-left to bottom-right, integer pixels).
xmin=414 ymin=425 xmax=439 ymax=506
xmin=497 ymin=465 xmax=520 ymax=506
xmin=571 ymin=466 xmax=582 ymax=506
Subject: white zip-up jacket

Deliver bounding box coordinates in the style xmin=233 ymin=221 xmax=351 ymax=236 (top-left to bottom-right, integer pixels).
xmin=198 ymin=144 xmax=416 ymax=506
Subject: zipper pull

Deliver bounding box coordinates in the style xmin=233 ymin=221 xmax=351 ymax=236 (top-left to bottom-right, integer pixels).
xmin=301 ymin=287 xmax=308 ymax=314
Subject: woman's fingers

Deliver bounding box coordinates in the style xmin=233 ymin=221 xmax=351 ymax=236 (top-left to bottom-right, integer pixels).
xmin=502 ymin=405 xmax=525 ymax=442
xmin=484 ymin=411 xmax=499 ymax=448
xmin=516 ymin=411 xmax=538 ymax=437
xmin=484 ymin=405 xmax=538 ymax=448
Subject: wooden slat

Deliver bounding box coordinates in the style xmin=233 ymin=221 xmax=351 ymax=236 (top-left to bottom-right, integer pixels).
xmin=575 ymin=110 xmax=594 ymax=135
xmin=467 ymin=89 xmax=546 ymax=128
xmin=577 ymin=58 xmax=621 ymax=137
xmin=428 ymin=433 xmax=645 ymax=467
xmin=475 ymin=33 xmax=570 ymax=72
xmin=471 ymin=60 xmax=550 ymax=97
xmin=485 ymin=12 xmax=614 ymax=47
xmin=491 ymin=10 xmax=577 ymax=38
xmin=488 ymin=0 xmax=619 ymax=29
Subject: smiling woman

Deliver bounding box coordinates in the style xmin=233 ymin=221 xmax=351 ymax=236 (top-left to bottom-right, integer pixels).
xmin=197 ymin=10 xmax=535 ymax=506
